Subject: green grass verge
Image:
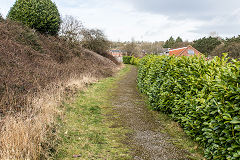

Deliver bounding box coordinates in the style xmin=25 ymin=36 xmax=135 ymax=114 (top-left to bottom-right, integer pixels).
xmin=54 ymin=65 xmax=132 ymax=160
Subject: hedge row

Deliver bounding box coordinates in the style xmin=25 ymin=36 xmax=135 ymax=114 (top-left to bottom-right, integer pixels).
xmin=137 ymin=55 xmax=240 ymax=159
xmin=123 ymin=56 xmax=140 ymax=65
xmin=123 ymin=56 xmax=132 ymax=64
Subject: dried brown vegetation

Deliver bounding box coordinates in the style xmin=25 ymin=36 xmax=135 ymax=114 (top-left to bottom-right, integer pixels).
xmin=0 ymin=20 xmax=119 ymax=159
xmin=211 ymin=42 xmax=240 ymax=59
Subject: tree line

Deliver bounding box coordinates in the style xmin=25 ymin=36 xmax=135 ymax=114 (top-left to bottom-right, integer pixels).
xmin=112 ymin=35 xmax=240 ymax=59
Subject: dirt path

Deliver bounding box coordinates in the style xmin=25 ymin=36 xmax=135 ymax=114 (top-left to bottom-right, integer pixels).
xmin=110 ymin=66 xmax=190 ymax=160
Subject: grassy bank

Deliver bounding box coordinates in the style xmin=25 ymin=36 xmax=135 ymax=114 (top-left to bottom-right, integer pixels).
xmin=0 ymin=20 xmax=118 ymax=159
xmin=54 ymin=65 xmax=132 ymax=160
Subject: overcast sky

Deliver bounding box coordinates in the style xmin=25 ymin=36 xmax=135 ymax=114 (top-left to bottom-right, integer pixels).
xmin=1 ymin=0 xmax=240 ymax=42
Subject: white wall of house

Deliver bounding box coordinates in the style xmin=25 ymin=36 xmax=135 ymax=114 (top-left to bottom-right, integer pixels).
xmin=115 ymin=56 xmax=123 ymax=63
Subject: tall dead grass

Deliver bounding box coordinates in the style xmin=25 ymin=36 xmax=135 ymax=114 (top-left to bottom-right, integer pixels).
xmin=0 ymin=74 xmax=98 ymax=159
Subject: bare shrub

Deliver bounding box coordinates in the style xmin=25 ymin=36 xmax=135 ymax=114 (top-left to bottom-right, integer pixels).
xmin=211 ymin=42 xmax=240 ymax=59
xmin=0 ymin=13 xmax=3 ymax=22
xmin=80 ymin=29 xmax=120 ymax=64
xmin=59 ymin=16 xmax=119 ymax=64
xmin=59 ymin=15 xmax=83 ymax=42
xmin=81 ymin=28 xmax=110 ymax=54
xmin=123 ymin=41 xmax=137 ymax=56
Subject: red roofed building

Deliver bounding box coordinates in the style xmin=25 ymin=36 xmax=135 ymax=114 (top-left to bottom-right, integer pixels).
xmin=169 ymin=45 xmax=201 ymax=57
xmin=109 ymin=49 xmax=123 ymax=62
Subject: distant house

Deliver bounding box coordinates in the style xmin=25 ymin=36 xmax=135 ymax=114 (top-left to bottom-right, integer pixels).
xmin=169 ymin=45 xmax=201 ymax=57
xmin=109 ymin=49 xmax=123 ymax=62
xmin=159 ymin=48 xmax=170 ymax=55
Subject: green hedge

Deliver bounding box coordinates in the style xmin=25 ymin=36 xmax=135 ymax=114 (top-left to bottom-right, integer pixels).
xmin=130 ymin=56 xmax=140 ymax=65
xmin=123 ymin=56 xmax=132 ymax=64
xmin=123 ymin=56 xmax=140 ymax=65
xmin=137 ymin=54 xmax=240 ymax=159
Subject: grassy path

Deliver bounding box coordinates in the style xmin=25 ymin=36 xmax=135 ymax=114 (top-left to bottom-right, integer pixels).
xmin=55 ymin=65 xmax=204 ymax=160
xmin=55 ymin=66 xmax=132 ymax=159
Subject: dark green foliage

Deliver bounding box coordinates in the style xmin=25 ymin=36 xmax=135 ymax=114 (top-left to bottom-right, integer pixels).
xmin=123 ymin=56 xmax=132 ymax=64
xmin=123 ymin=56 xmax=140 ymax=65
xmin=137 ymin=55 xmax=240 ymax=159
xmin=163 ymin=36 xmax=186 ymax=49
xmin=193 ymin=37 xmax=221 ymax=57
xmin=130 ymin=56 xmax=140 ymax=65
xmin=225 ymin=35 xmax=240 ymax=44
xmin=175 ymin=36 xmax=183 ymax=43
xmin=7 ymin=0 xmax=61 ymax=35
xmin=163 ymin=36 xmax=175 ymax=48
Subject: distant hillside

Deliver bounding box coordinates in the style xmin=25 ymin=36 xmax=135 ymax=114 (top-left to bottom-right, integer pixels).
xmin=0 ymin=20 xmax=119 ymax=159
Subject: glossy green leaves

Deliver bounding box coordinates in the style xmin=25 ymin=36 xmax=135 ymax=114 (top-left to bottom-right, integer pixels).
xmin=8 ymin=0 xmax=61 ymax=35
xmin=137 ymin=55 xmax=240 ymax=159
xmin=123 ymin=56 xmax=140 ymax=65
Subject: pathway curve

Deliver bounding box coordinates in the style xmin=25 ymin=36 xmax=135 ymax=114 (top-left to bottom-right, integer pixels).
xmin=111 ymin=66 xmax=190 ymax=160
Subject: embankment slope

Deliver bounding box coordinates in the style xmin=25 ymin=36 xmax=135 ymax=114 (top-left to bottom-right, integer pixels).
xmin=0 ymin=20 xmax=118 ymax=159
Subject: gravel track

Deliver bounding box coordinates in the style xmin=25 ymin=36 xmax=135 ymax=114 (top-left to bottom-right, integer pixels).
xmin=111 ymin=66 xmax=190 ymax=160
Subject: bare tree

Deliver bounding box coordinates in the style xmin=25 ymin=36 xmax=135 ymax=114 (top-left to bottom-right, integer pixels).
xmin=0 ymin=13 xmax=3 ymax=22
xmin=81 ymin=28 xmax=110 ymax=54
xmin=122 ymin=38 xmax=138 ymax=56
xmin=209 ymin=31 xmax=218 ymax=37
xmin=59 ymin=15 xmax=83 ymax=42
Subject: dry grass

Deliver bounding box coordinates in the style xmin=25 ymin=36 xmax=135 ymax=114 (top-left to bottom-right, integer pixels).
xmin=0 ymin=20 xmax=119 ymax=159
xmin=0 ymin=75 xmax=99 ymax=159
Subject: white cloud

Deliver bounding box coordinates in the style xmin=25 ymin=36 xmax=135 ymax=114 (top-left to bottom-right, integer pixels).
xmin=0 ymin=0 xmax=239 ymax=41
xmin=55 ymin=0 xmax=206 ymax=41
xmin=0 ymin=0 xmax=15 ymax=17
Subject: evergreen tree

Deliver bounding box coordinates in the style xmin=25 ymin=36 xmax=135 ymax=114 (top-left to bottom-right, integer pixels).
xmin=8 ymin=0 xmax=61 ymax=35
xmin=193 ymin=36 xmax=221 ymax=56
xmin=176 ymin=36 xmax=183 ymax=43
xmin=225 ymin=35 xmax=240 ymax=44
xmin=163 ymin=36 xmax=175 ymax=48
